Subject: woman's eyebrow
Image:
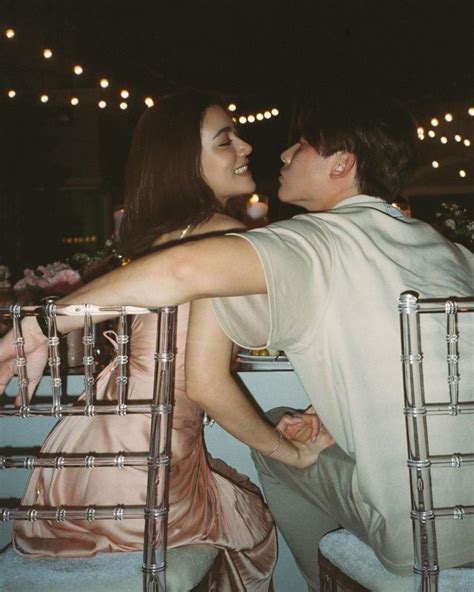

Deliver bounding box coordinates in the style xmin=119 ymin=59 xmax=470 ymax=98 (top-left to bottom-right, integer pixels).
xmin=212 ymin=126 xmax=232 ymax=140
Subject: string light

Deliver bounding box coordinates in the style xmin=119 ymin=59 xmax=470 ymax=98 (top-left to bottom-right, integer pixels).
xmin=468 ymin=107 xmax=474 ymax=116
xmin=431 ymin=117 xmax=439 ymax=126
xmin=3 ymin=25 xmax=279 ymax=124
xmin=454 ymin=134 xmax=462 ymax=142
xmin=432 ymin=161 xmax=439 ymax=168
xmin=440 ymin=136 xmax=448 ymax=144
xmin=464 ymin=139 xmax=471 ymax=146
xmin=444 ymin=113 xmax=453 ymax=122
xmin=459 ymin=170 xmax=467 ymax=178
xmin=428 ymin=130 xmax=436 ymax=138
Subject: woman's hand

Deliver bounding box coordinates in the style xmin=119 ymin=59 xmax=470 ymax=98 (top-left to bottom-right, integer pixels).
xmin=0 ymin=317 xmax=48 ymax=404
xmin=276 ymin=406 xmax=321 ymax=443
xmin=275 ymin=407 xmax=335 ymax=469
xmin=286 ymin=425 xmax=336 ymax=469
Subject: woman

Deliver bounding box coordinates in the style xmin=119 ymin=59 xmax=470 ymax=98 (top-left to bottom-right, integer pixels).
xmin=14 ymin=91 xmax=277 ymax=590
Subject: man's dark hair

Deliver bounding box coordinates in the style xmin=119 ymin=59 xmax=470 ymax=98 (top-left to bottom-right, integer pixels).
xmin=295 ymin=91 xmax=416 ymax=201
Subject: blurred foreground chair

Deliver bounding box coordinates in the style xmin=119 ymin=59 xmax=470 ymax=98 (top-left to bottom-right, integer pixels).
xmin=0 ymin=301 xmax=219 ymax=592
xmin=318 ymin=292 xmax=474 ymax=591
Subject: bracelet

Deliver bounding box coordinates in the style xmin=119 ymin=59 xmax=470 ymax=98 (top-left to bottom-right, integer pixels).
xmin=262 ymin=428 xmax=283 ymax=457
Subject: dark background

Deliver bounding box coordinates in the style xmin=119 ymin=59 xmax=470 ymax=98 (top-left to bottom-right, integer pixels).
xmin=1 ymin=0 xmax=473 ymax=274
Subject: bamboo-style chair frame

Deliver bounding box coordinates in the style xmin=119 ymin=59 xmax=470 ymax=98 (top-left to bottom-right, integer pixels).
xmin=399 ymin=292 xmax=474 ymax=591
xmin=0 ymin=299 xmax=177 ymax=591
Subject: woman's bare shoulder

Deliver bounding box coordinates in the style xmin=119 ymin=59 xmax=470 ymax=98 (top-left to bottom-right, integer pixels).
xmin=196 ymin=213 xmax=246 ymax=234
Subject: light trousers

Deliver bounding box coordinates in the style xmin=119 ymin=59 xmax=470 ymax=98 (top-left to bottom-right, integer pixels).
xmin=251 ymin=407 xmax=371 ymax=591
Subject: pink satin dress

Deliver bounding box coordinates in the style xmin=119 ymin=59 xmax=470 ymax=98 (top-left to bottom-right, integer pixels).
xmin=14 ymin=304 xmax=277 ymax=590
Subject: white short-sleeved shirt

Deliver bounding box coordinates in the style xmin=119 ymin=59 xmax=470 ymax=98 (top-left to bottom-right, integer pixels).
xmin=212 ymin=195 xmax=474 ymax=573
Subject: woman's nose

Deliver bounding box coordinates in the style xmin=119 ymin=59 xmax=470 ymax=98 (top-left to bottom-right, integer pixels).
xmin=238 ymin=138 xmax=252 ymax=156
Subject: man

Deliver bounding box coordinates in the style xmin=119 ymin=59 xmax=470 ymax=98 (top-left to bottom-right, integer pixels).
xmin=1 ymin=93 xmax=473 ymax=590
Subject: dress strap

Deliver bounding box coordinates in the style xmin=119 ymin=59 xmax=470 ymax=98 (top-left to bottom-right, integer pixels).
xmin=178 ymin=224 xmax=192 ymax=240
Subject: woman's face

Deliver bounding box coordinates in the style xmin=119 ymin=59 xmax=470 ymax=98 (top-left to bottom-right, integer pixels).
xmin=200 ymin=105 xmax=255 ymax=204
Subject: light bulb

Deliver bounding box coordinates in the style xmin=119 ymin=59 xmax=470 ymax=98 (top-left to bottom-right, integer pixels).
xmin=43 ymin=48 xmax=53 ymax=59
xmin=459 ymin=170 xmax=466 ymax=178
xmin=464 ymin=139 xmax=471 ymax=147
xmin=7 ymin=89 xmax=16 ymax=98
xmin=239 ymin=116 xmax=247 ymax=124
xmin=444 ymin=113 xmax=453 ymax=122
xmin=119 ymin=101 xmax=128 ymax=110
xmin=432 ymin=161 xmax=439 ymax=168
xmin=120 ymin=90 xmax=129 ymax=99
xmin=70 ymin=97 xmax=79 ymax=106
xmin=144 ymin=97 xmax=154 ymax=107
xmin=454 ymin=134 xmax=462 ymax=142
xmin=256 ymin=113 xmax=264 ymax=121
xmin=431 ymin=117 xmax=439 ymax=127
xmin=100 ymin=78 xmax=109 ymax=88
xmin=98 ymin=100 xmax=107 ymax=109
xmin=73 ymin=65 xmax=83 ymax=75
xmin=271 ymin=108 xmax=279 ymax=116
xmin=228 ymin=103 xmax=237 ymax=112
xmin=440 ymin=136 xmax=448 ymax=144
xmin=5 ymin=28 xmax=15 ymax=39
xmin=40 ymin=94 xmax=49 ymax=103
xmin=247 ymin=115 xmax=256 ymax=123
xmin=264 ymin=111 xmax=271 ymax=119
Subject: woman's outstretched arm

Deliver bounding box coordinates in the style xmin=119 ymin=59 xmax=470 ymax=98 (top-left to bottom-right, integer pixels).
xmin=185 ymin=298 xmax=331 ymax=469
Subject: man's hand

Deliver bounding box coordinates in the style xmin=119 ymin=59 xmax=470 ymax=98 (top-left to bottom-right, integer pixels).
xmin=276 ymin=406 xmax=321 ymax=443
xmin=0 ymin=317 xmax=48 ymax=404
xmin=289 ymin=424 xmax=336 ymax=469
xmin=275 ymin=407 xmax=336 ymax=469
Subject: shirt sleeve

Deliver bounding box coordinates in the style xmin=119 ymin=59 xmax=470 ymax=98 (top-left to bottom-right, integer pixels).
xmin=211 ymin=215 xmax=334 ymax=352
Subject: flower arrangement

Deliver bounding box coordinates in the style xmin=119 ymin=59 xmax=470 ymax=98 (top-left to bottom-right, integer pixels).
xmin=435 ymin=202 xmax=474 ymax=251
xmin=13 ymin=261 xmax=83 ymax=304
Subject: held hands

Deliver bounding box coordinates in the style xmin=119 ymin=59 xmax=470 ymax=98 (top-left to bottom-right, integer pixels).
xmin=277 ymin=406 xmax=335 ymax=469
xmin=0 ymin=317 xmax=48 ymax=405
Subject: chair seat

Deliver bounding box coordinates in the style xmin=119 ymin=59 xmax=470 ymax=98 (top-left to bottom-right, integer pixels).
xmin=0 ymin=544 xmax=220 ymax=592
xmin=319 ymin=529 xmax=474 ymax=592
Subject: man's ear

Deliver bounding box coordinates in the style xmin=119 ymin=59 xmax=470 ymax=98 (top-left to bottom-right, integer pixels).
xmin=330 ymin=152 xmax=356 ymax=178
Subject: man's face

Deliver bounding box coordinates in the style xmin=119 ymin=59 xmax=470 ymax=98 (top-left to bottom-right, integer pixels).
xmin=278 ymin=139 xmax=345 ymax=211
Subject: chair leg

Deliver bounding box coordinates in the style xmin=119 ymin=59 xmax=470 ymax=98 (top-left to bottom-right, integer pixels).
xmin=318 ymin=550 xmax=370 ymax=591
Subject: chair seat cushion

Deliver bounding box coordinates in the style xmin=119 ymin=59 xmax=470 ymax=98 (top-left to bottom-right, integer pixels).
xmin=0 ymin=544 xmax=220 ymax=592
xmin=319 ymin=529 xmax=474 ymax=592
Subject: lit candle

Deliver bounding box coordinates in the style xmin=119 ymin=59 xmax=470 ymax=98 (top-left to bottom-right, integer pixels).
xmin=247 ymin=194 xmax=268 ymax=220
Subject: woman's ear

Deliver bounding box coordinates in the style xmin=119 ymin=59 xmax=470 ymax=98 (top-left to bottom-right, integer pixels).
xmin=330 ymin=152 xmax=356 ymax=178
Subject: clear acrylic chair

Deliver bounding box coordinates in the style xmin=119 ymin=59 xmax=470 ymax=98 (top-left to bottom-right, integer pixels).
xmin=0 ymin=300 xmax=218 ymax=592
xmin=318 ymin=292 xmax=474 ymax=592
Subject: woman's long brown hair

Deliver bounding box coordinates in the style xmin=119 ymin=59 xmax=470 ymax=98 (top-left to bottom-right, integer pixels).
xmin=119 ymin=90 xmax=224 ymax=258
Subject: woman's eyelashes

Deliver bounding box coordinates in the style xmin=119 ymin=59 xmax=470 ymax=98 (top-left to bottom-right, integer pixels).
xmin=218 ymin=138 xmax=233 ymax=147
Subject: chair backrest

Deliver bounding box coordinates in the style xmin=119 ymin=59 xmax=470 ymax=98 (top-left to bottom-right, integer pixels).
xmin=0 ymin=300 xmax=177 ymax=592
xmin=398 ymin=292 xmax=474 ymax=591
